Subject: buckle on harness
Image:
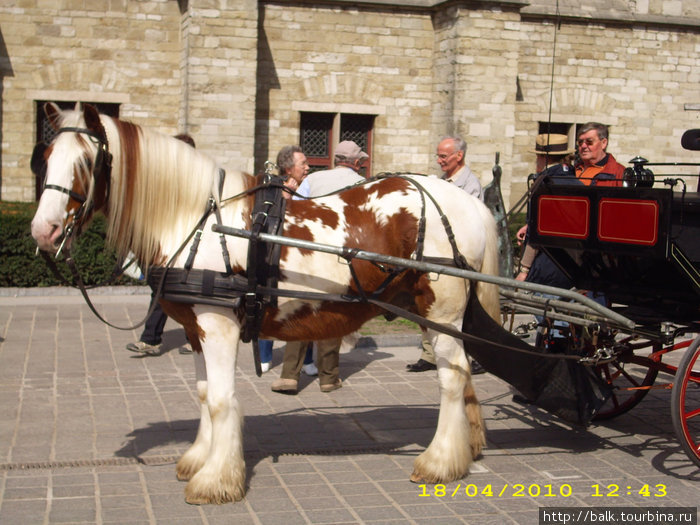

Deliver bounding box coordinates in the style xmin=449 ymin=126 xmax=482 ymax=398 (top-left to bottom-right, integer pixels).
xmin=242 ymin=292 xmax=261 ymax=344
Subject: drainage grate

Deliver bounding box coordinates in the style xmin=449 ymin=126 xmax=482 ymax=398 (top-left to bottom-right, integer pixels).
xmin=0 ymin=444 xmax=411 ymax=472
xmin=0 ymin=455 xmax=180 ymax=471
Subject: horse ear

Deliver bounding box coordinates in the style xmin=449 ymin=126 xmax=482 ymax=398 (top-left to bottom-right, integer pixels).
xmin=44 ymin=102 xmax=62 ymax=131
xmin=83 ymin=104 xmax=107 ymax=144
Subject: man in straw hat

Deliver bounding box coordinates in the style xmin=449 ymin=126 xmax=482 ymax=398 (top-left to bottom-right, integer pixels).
xmin=516 ymin=132 xmax=577 ymax=283
xmin=530 ymin=132 xmax=576 ymax=179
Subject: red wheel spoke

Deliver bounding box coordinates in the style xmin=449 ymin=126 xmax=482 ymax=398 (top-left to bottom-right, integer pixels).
xmin=671 ymin=335 xmax=700 ymax=467
xmin=683 ymin=407 xmax=700 ymax=421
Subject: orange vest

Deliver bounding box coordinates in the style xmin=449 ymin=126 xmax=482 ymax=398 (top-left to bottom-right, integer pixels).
xmin=575 ymin=153 xmax=626 ymax=187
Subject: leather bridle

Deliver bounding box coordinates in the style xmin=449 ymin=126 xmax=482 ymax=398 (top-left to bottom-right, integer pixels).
xmin=40 ymin=126 xmax=113 ymax=256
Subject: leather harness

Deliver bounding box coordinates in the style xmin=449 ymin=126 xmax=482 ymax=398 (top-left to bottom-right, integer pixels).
xmin=145 ymin=172 xmax=483 ymax=376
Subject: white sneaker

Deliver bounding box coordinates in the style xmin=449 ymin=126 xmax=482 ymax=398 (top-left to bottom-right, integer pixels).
xmin=302 ymin=362 xmax=318 ymax=376
xmin=260 ymin=361 xmax=271 ymax=373
xmin=126 ymin=341 xmax=160 ymax=356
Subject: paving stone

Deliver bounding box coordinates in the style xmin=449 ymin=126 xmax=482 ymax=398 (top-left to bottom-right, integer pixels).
xmin=0 ymin=292 xmax=697 ymax=524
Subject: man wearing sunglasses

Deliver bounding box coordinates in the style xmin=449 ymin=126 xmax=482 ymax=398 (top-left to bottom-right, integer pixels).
xmin=575 ymin=122 xmax=625 ymax=186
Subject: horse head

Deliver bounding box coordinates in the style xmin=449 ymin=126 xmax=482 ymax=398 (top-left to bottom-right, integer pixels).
xmin=31 ymin=102 xmax=112 ymax=254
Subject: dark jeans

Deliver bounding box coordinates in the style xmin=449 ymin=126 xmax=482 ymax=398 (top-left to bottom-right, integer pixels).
xmin=140 ymin=293 xmax=168 ymax=345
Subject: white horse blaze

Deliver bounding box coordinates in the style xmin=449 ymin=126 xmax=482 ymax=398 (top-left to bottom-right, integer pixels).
xmin=30 ymin=104 xmax=501 ymax=504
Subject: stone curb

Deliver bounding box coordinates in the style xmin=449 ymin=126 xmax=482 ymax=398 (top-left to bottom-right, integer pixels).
xmin=0 ymin=285 xmax=149 ymax=297
xmin=0 ymin=286 xmax=421 ymax=348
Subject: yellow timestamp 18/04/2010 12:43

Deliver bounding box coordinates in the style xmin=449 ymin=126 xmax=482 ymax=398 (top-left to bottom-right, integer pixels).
xmin=417 ymin=483 xmax=667 ymax=499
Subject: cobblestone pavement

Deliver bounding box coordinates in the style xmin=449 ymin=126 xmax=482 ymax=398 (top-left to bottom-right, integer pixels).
xmin=0 ymin=290 xmax=698 ymax=524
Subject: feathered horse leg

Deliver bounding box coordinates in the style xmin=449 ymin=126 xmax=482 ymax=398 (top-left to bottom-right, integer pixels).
xmin=183 ymin=309 xmax=246 ymax=505
xmin=176 ymin=350 xmax=210 ymax=481
xmin=410 ymin=328 xmax=483 ymax=483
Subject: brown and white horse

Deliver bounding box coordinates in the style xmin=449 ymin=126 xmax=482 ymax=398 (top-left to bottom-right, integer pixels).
xmin=31 ymin=103 xmax=501 ymax=504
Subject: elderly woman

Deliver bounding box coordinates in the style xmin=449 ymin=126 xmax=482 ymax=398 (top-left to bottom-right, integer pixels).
xmin=258 ymin=146 xmax=316 ymax=374
xmin=275 ymin=144 xmax=309 ymax=198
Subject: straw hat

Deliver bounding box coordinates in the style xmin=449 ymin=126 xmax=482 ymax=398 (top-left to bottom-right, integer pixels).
xmin=530 ymin=133 xmax=574 ymax=155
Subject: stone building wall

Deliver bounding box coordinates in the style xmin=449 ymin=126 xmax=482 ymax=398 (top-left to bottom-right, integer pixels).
xmin=1 ymin=0 xmax=698 ymax=206
xmin=0 ymin=0 xmax=184 ymax=201
xmin=183 ymin=0 xmax=258 ymax=171
xmin=257 ymin=1 xmax=524 ymax=202
xmin=513 ymin=15 xmax=700 ymax=199
xmin=0 ymin=0 xmax=259 ymax=202
xmin=443 ymin=4 xmax=523 ymax=205
xmin=255 ymin=2 xmax=436 ymax=176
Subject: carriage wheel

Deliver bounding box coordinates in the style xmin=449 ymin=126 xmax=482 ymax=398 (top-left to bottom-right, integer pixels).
xmin=671 ymin=335 xmax=700 ymax=468
xmin=592 ymin=340 xmax=661 ymax=421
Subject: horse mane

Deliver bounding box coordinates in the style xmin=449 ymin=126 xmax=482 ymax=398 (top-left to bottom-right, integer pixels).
xmin=77 ymin=113 xmax=230 ymax=269
xmin=113 ymin=122 xmax=230 ymax=268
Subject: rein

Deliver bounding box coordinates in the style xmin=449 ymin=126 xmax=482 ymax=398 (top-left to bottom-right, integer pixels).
xmin=40 ymin=248 xmax=165 ymax=331
xmin=39 ymin=167 xmax=227 ymax=332
xmin=37 ymin=194 xmax=216 ymax=331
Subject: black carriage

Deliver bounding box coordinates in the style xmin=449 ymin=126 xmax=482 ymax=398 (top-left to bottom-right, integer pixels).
xmin=498 ymin=129 xmax=700 ymax=466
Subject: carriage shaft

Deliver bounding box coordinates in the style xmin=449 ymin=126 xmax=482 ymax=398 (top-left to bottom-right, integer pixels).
xmin=212 ymin=224 xmax=636 ymax=329
xmin=500 ymin=289 xmax=623 ymax=328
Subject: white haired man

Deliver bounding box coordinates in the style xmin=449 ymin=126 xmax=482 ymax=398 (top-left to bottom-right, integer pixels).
xmin=407 ymin=135 xmax=487 ymax=375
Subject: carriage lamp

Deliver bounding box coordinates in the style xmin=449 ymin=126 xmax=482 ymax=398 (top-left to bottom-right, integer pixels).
xmin=623 ymin=156 xmax=655 ymax=188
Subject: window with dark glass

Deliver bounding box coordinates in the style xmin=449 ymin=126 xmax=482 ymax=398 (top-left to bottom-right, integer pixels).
xmin=300 ymin=112 xmax=334 ymax=173
xmin=300 ymin=111 xmax=375 ymax=176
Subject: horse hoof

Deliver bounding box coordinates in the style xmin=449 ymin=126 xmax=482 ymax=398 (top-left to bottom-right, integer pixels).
xmin=409 ymin=472 xmax=425 ymax=483
xmin=176 ymin=458 xmax=203 ymax=482
xmin=184 ymin=485 xmax=245 ymax=505
xmin=184 ymin=466 xmax=247 ymax=505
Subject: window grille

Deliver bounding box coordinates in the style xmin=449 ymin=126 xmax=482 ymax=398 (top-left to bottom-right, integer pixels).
xmin=300 ymin=111 xmax=375 ymax=177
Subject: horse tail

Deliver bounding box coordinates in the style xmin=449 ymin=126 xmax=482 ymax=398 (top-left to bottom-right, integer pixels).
xmin=472 ymin=204 xmax=501 ymax=323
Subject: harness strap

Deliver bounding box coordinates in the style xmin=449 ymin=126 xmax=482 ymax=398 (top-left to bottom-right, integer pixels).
xmin=214 ymin=170 xmax=233 ymax=275
xmin=341 ymin=248 xmax=368 ymax=302
xmin=42 ymin=248 xmax=166 ymax=331
xmin=43 ymin=184 xmax=86 ymax=203
xmin=243 ymin=175 xmax=288 ymax=376
xmin=340 ymin=247 xmax=408 ymax=306
xmin=414 ymin=185 xmax=427 ymax=260
xmin=392 ymin=174 xmax=471 ymax=270
xmin=183 ymin=199 xmax=215 ymax=271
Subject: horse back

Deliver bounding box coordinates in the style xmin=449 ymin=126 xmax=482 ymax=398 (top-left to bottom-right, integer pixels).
xmin=260 ymin=175 xmax=497 ymax=340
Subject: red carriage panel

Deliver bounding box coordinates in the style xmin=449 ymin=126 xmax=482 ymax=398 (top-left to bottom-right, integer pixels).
xmin=537 ymin=196 xmax=590 ymax=239
xmin=528 ymin=182 xmax=700 ymax=321
xmin=597 ymin=198 xmax=659 ymax=246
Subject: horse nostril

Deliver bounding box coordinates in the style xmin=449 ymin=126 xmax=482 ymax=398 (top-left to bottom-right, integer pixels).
xmin=49 ymin=223 xmax=63 ymax=244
